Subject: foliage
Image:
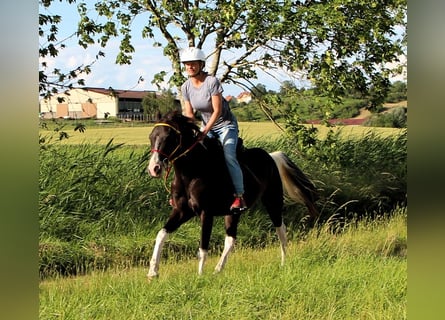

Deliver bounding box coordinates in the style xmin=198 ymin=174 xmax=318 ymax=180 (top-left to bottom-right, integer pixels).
xmin=39 ymin=141 xmax=156 ymax=242
xmin=39 ymin=0 xmax=406 ymax=108
xmin=386 ymin=81 xmax=408 ymax=103
xmin=231 ymin=80 xmax=406 ymax=124
xmin=280 ymin=124 xmax=407 ymax=219
xmin=364 ymin=106 xmax=407 ymax=128
xmin=39 ymin=0 xmax=105 ymax=100
xmin=141 ymin=89 xmax=180 ymax=120
xmin=39 ymin=117 xmax=87 ymax=143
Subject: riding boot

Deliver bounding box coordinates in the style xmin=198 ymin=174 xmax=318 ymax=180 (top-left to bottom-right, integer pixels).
xmin=230 ymin=194 xmax=247 ymax=214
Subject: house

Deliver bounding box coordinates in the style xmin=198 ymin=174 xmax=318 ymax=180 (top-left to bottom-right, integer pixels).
xmin=235 ymin=91 xmax=252 ymax=104
xmin=39 ymin=87 xmax=179 ymax=120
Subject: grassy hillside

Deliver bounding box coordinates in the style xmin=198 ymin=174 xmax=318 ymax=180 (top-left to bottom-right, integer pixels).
xmin=40 ymin=209 xmax=406 ymax=319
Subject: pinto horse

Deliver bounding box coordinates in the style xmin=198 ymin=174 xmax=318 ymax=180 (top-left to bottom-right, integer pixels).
xmin=146 ymin=111 xmax=318 ymax=279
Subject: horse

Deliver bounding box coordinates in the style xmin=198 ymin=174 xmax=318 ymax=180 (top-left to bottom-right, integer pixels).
xmin=146 ymin=111 xmax=318 ymax=279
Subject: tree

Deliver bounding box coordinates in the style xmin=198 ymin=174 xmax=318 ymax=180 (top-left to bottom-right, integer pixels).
xmin=280 ymin=81 xmax=298 ymax=95
xmin=142 ymin=90 xmax=180 ymax=120
xmin=39 ymin=0 xmax=105 ymax=100
xmin=39 ymin=0 xmax=406 ymax=111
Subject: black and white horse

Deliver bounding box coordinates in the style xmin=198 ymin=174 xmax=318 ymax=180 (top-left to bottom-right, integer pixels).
xmin=146 ymin=111 xmax=318 ymax=278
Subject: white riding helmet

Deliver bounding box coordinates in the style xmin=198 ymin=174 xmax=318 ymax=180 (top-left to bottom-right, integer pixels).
xmin=180 ymin=47 xmax=206 ymax=62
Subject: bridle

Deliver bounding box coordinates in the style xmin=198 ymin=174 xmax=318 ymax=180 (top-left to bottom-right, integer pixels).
xmin=150 ymin=123 xmax=182 ymax=162
xmin=150 ymin=122 xmax=201 ymax=192
xmin=151 ymin=122 xmax=201 ymax=164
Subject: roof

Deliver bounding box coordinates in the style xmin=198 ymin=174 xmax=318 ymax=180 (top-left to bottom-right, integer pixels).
xmin=82 ymin=87 xmax=158 ymax=99
xmin=236 ymin=91 xmax=251 ymax=99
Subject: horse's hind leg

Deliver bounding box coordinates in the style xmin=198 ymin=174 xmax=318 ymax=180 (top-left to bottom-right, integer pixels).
xmin=276 ymin=224 xmax=287 ymax=266
xmin=262 ymin=190 xmax=287 ymax=266
xmin=214 ymin=214 xmax=240 ymax=273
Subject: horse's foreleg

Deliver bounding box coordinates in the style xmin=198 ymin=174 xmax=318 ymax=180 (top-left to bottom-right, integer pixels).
xmin=276 ymin=223 xmax=287 ymax=266
xmin=198 ymin=213 xmax=213 ymax=275
xmin=214 ymin=235 xmax=235 ymax=273
xmin=147 ymin=208 xmax=194 ymax=280
xmin=147 ymin=228 xmax=168 ymax=279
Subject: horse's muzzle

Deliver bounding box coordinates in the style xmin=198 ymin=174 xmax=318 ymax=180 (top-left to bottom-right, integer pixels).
xmin=148 ymin=154 xmax=163 ymax=177
xmin=147 ymin=163 xmax=162 ymax=177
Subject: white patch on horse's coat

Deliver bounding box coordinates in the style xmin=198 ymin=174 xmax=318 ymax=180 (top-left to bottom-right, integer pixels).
xmin=198 ymin=248 xmax=208 ymax=275
xmin=147 ymin=228 xmax=168 ymax=278
xmin=148 ymin=148 xmax=161 ymax=177
xmin=276 ymin=224 xmax=287 ymax=266
xmin=214 ymin=236 xmax=235 ymax=273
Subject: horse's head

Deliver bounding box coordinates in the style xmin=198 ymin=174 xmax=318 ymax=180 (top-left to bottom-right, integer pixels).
xmin=147 ymin=111 xmax=200 ymax=177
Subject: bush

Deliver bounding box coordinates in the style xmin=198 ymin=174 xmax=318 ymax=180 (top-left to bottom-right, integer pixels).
xmin=364 ymin=107 xmax=407 ymax=128
xmin=281 ymin=121 xmax=407 ymax=221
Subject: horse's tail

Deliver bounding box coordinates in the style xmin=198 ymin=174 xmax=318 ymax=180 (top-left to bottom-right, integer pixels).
xmin=269 ymin=151 xmax=319 ymax=219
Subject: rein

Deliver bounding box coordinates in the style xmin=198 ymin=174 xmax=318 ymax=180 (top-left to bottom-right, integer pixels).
xmin=151 ymin=122 xmax=201 ymax=193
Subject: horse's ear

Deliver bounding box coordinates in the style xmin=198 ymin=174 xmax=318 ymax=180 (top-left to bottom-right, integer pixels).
xmin=169 ymin=110 xmax=182 ymax=120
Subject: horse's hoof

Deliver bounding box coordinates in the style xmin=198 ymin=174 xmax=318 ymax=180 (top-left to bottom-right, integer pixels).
xmin=147 ymin=274 xmax=159 ymax=282
xmin=213 ymin=266 xmax=222 ymax=274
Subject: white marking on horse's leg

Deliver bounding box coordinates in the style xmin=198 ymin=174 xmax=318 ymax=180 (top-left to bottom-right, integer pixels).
xmin=276 ymin=224 xmax=287 ymax=266
xmin=198 ymin=248 xmax=208 ymax=275
xmin=214 ymin=236 xmax=235 ymax=273
xmin=147 ymin=228 xmax=168 ymax=279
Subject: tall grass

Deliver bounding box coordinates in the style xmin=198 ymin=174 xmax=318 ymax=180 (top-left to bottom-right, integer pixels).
xmin=278 ymin=127 xmax=407 ymax=221
xmin=39 ymin=209 xmax=406 ymax=319
xmin=39 ymin=127 xmax=406 ymax=278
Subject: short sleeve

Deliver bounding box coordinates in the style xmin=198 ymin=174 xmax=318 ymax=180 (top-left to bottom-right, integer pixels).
xmin=208 ymin=77 xmax=223 ymax=96
xmin=181 ymin=82 xmax=190 ymax=101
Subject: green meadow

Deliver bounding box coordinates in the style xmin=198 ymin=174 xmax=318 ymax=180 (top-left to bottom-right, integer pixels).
xmin=39 ymin=121 xmax=406 ymax=319
xmin=39 ymin=121 xmax=402 ymax=145
xmin=40 ymin=210 xmax=406 ymax=320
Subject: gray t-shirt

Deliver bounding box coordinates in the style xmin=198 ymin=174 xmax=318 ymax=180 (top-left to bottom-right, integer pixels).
xmin=181 ymin=74 xmax=235 ymax=130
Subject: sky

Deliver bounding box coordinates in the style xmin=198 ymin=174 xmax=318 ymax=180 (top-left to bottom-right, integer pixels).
xmin=40 ymin=1 xmax=406 ymax=98
xmin=40 ymin=1 xmax=296 ymax=97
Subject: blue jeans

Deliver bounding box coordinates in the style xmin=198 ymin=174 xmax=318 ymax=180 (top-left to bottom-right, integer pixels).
xmin=207 ymin=124 xmax=245 ymax=195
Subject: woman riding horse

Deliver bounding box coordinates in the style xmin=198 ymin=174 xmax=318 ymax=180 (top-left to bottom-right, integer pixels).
xmin=147 ymin=111 xmax=319 ymax=278
xmin=180 ymin=47 xmax=247 ymax=212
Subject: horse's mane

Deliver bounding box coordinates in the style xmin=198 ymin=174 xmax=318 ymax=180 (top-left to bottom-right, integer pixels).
xmin=160 ymin=110 xmax=224 ymax=158
xmin=161 ymin=110 xmax=201 ymax=135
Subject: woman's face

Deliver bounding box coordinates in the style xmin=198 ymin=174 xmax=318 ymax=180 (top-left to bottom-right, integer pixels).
xmin=184 ymin=61 xmax=202 ymax=77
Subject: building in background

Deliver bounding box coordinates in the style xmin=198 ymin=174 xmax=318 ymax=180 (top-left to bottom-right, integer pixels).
xmin=39 ymin=87 xmax=179 ymax=120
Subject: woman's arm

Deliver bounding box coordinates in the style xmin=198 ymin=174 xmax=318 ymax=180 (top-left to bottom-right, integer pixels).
xmin=201 ymin=93 xmax=223 ymax=135
xmin=183 ymin=100 xmax=195 ymax=119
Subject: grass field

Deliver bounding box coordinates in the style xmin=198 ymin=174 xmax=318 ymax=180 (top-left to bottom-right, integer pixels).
xmin=39 ymin=210 xmax=407 ymax=319
xmin=40 ymin=121 xmax=403 ymax=146
xmin=39 ymin=120 xmax=406 ymax=319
